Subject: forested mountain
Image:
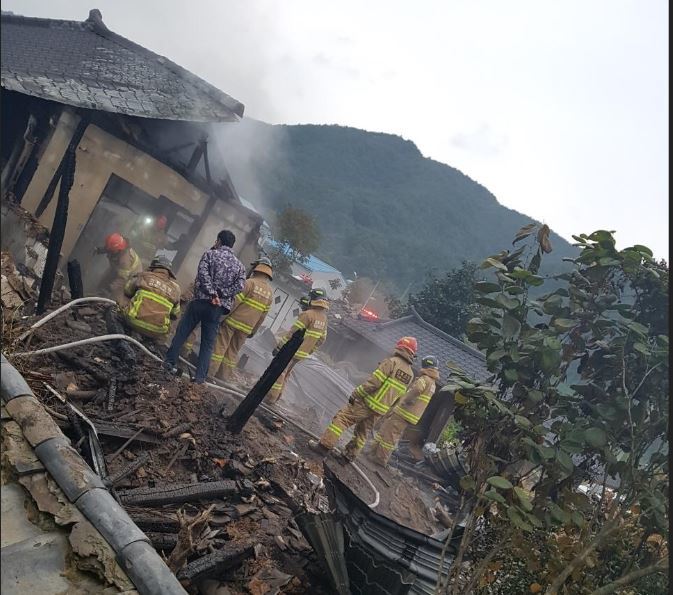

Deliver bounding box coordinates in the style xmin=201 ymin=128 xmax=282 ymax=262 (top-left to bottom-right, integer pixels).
xmin=214 ymin=119 xmax=577 ymax=289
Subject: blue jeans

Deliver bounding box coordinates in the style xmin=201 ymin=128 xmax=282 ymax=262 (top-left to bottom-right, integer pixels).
xmin=165 ymin=299 xmax=227 ymax=383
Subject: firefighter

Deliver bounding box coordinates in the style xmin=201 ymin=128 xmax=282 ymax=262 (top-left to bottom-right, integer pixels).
xmin=368 ymin=355 xmax=440 ymax=467
xmin=208 ymin=257 xmax=274 ymax=381
xmin=130 ymin=214 xmax=169 ymax=265
xmin=265 ymin=287 xmax=329 ymax=404
xmin=121 ymin=256 xmax=182 ymax=341
xmin=95 ymin=233 xmax=143 ymax=304
xmin=309 ymin=337 xmax=417 ymax=462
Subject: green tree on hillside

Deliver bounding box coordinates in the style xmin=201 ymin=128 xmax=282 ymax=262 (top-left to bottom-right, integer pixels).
xmin=387 ymin=261 xmax=483 ymax=338
xmin=274 ymin=206 xmax=320 ymax=261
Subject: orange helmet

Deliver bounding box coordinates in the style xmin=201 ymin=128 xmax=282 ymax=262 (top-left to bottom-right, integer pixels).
xmin=105 ymin=233 xmax=128 ymax=253
xmin=156 ymin=215 xmax=168 ymax=230
xmin=396 ymin=336 xmax=418 ymax=356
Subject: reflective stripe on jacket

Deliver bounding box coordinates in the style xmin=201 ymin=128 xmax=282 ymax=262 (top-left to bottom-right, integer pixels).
xmin=393 ymin=367 xmax=439 ymax=425
xmin=353 ymin=349 xmax=414 ymax=415
xmin=278 ymin=306 xmax=328 ymax=359
xmin=224 ymin=277 xmax=273 ymax=336
xmin=122 ymin=269 xmax=181 ymax=336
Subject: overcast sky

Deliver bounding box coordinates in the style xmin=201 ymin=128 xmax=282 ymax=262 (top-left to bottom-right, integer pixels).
xmin=6 ymin=0 xmax=668 ymax=258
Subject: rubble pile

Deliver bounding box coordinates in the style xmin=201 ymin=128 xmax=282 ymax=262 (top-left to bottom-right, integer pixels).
xmin=3 ymin=302 xmax=448 ymax=593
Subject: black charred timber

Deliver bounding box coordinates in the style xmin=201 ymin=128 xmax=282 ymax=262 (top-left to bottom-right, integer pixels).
xmin=104 ymin=306 xmax=136 ymax=367
xmin=117 ymin=479 xmax=238 ymax=506
xmin=130 ymin=514 xmax=181 ymax=534
xmin=176 ymin=544 xmax=253 ymax=584
xmin=36 ymin=122 xmax=86 ymax=313
xmin=67 ymin=259 xmax=84 ymax=299
xmin=227 ymin=328 xmax=305 ymax=434
xmin=105 ymin=452 xmax=150 ymax=488
xmin=106 ymin=376 xmax=117 ymax=413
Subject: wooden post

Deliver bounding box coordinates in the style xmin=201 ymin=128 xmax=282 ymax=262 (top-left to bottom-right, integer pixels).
xmin=227 ymin=328 xmax=305 ymax=434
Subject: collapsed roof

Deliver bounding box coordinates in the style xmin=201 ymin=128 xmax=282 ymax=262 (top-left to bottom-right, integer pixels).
xmin=0 ymin=9 xmax=244 ymax=122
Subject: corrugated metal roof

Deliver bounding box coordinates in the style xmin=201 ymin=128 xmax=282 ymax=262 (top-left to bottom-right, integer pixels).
xmin=1 ymin=11 xmax=243 ymax=122
xmin=340 ymin=307 xmax=488 ymax=384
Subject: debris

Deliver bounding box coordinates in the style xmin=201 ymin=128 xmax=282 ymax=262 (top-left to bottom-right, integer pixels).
xmin=105 ymin=452 xmax=151 ymax=488
xmin=274 ymin=535 xmax=288 ymax=551
xmin=162 ymin=422 xmax=191 ymax=438
xmin=106 ymin=376 xmax=117 ymax=413
xmin=163 ymin=442 xmax=189 ymax=476
xmin=166 ymin=504 xmax=215 ymax=573
xmin=108 ymin=427 xmax=145 ymax=463
xmin=248 ymin=567 xmax=294 ymax=595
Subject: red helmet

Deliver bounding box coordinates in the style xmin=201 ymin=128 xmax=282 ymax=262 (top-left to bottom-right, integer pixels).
xmin=396 ymin=336 xmax=418 ymax=355
xmin=105 ymin=233 xmax=128 ymax=253
xmin=156 ymin=215 xmax=168 ymax=230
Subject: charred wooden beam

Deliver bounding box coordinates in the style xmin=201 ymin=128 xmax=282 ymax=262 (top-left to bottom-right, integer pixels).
xmin=67 ymin=259 xmax=84 ymax=300
xmin=176 ymin=545 xmax=253 ymax=584
xmin=227 ymin=328 xmax=305 ymax=434
xmin=36 ymin=118 xmax=89 ymax=313
xmin=117 ymin=480 xmax=238 ymax=506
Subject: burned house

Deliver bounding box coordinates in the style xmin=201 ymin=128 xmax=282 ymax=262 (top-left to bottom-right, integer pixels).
xmin=325 ymin=306 xmax=489 ymax=445
xmin=1 ymin=9 xmax=262 ymax=294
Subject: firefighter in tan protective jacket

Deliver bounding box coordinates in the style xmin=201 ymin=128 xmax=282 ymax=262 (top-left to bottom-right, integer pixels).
xmin=121 ymin=256 xmax=181 ymax=340
xmin=369 ymin=355 xmax=440 ymax=467
xmin=265 ymin=287 xmax=329 ymax=404
xmin=95 ymin=233 xmax=143 ymax=304
xmin=310 ymin=337 xmax=417 ymax=462
xmin=208 ymin=258 xmax=274 ymax=381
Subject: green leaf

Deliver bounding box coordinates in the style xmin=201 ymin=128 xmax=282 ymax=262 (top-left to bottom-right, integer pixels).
xmin=528 ymin=274 xmax=544 ymax=287
xmin=633 ymin=342 xmax=650 ymax=355
xmin=526 ymin=513 xmax=544 ymax=528
xmin=527 ymin=390 xmax=543 ymax=404
xmin=459 ymin=475 xmax=476 ymax=492
xmin=571 ymin=511 xmax=585 ymax=527
xmin=514 ymin=415 xmax=531 ymax=428
xmin=487 ymin=349 xmax=507 ymax=362
xmin=476 ymin=297 xmax=501 ymax=308
xmin=598 ymin=257 xmax=621 ymax=266
xmin=502 ymin=313 xmax=522 ymax=340
xmin=474 ymin=281 xmax=502 ymax=294
xmin=509 ymin=267 xmax=532 ymax=280
xmin=487 ymin=476 xmax=513 ymax=490
xmin=552 ymin=318 xmax=576 ymax=330
xmin=484 ymin=490 xmax=506 ymax=504
xmin=537 ymin=446 xmax=556 ymax=460
xmin=549 ymin=503 xmax=570 ymax=524
xmin=496 ymin=294 xmax=521 ymax=310
xmin=627 ymin=321 xmax=649 ymax=336
xmin=631 ymin=244 xmax=654 ymax=256
xmin=504 ymin=285 xmax=525 ymax=295
xmin=556 ymin=450 xmax=574 ymax=472
xmin=587 ymin=230 xmax=616 ymax=243
xmin=504 ymin=368 xmax=519 ymax=382
xmin=514 ymin=487 xmax=533 ymax=512
xmin=584 ymin=427 xmax=607 ymax=447
xmin=507 ymin=507 xmax=533 ymax=531
xmin=481 ymin=257 xmax=508 ymax=271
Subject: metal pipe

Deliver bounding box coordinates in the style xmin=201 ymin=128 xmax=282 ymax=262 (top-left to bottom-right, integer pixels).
xmin=18 ymin=297 xmax=118 ymax=341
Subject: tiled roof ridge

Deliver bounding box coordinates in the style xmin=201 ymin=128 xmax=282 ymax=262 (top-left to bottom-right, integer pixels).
xmin=1 ymin=9 xmax=244 ymax=118
xmin=370 ymin=306 xmax=485 ymax=361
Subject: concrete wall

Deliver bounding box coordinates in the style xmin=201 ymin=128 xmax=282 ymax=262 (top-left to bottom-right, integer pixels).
xmin=19 ymin=109 xmax=260 ymax=289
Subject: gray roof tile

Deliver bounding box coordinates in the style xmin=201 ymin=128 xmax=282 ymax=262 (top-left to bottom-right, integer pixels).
xmin=1 ymin=11 xmax=244 ymax=122
xmin=341 ymin=307 xmax=489 ymax=383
